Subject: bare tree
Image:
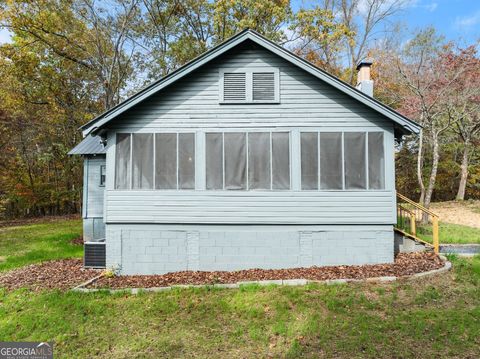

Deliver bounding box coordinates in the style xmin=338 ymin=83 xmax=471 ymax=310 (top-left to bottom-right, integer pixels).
xmin=442 ymin=45 xmax=480 ymax=200
xmin=76 ymin=0 xmax=141 ymax=109
xmin=377 ymin=28 xmax=457 ymax=207
xmin=317 ymin=0 xmax=408 ymax=84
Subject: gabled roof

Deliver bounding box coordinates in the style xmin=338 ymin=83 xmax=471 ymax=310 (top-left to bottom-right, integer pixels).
xmin=68 ymin=135 xmax=106 ymax=156
xmin=80 ymin=29 xmax=421 ymax=137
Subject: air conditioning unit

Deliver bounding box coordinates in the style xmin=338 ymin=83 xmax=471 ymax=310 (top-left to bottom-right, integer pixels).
xmin=84 ymin=241 xmax=106 ymax=268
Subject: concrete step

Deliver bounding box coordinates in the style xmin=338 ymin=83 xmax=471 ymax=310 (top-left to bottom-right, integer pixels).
xmin=395 ymin=232 xmax=428 ymax=254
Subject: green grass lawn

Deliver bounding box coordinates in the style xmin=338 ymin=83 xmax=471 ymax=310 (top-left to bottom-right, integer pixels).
xmin=0 ymin=255 xmax=478 ymax=358
xmin=0 ymin=219 xmax=82 ymax=272
xmin=0 ymin=218 xmax=479 ymax=357
xmin=436 ymin=223 xmax=480 ymax=244
xmin=416 ymin=222 xmax=480 ymax=245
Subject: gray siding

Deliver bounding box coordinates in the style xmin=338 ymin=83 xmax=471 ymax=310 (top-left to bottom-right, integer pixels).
xmin=83 ymin=156 xmax=106 ymax=218
xmin=83 ymin=156 xmax=106 ymax=242
xmin=102 ymin=44 xmax=396 ymax=226
xmin=111 ymin=44 xmax=392 ymax=130
xmin=105 ymin=190 xmax=395 ymax=224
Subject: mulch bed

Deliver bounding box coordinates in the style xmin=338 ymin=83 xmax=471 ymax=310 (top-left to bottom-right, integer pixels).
xmin=92 ymin=252 xmax=444 ymax=289
xmin=0 ymin=253 xmax=445 ymax=292
xmin=0 ymin=259 xmax=100 ymax=291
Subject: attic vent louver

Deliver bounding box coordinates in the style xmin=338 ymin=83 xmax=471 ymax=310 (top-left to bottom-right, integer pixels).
xmin=223 ymin=72 xmax=246 ymax=101
xmin=253 ymin=72 xmax=275 ymax=101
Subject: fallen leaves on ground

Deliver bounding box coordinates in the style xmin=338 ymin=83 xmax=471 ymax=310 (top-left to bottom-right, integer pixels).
xmin=92 ymin=252 xmax=444 ymax=289
xmin=0 ymin=253 xmax=444 ymax=291
xmin=0 ymin=259 xmax=100 ymax=291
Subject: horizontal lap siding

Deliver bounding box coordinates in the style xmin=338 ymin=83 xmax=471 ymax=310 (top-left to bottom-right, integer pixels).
xmin=105 ymin=191 xmax=395 ymax=224
xmin=104 ymin=43 xmax=396 ymax=226
xmin=112 ymin=45 xmax=390 ymax=130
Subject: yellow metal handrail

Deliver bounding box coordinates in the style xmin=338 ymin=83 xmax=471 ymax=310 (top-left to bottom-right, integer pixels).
xmin=395 ymin=193 xmax=440 ymax=254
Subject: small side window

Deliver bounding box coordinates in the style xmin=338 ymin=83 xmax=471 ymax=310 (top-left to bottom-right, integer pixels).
xmin=100 ymin=165 xmax=106 ymax=187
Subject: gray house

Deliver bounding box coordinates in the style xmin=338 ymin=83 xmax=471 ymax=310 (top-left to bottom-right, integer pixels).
xmin=70 ymin=29 xmax=421 ymax=275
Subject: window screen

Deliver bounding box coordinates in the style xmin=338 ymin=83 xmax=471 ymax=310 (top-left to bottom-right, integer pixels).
xmin=132 ymin=133 xmax=154 ymax=189
xmin=115 ymin=133 xmax=131 ymax=189
xmin=155 ymin=133 xmax=177 ymax=189
xmin=272 ymin=132 xmax=290 ymax=189
xmin=344 ymin=132 xmax=366 ymax=189
xmin=253 ymin=72 xmax=275 ymax=102
xmin=178 ymin=133 xmax=195 ymax=189
xmin=248 ymin=132 xmax=271 ymax=189
xmin=207 ymin=132 xmax=290 ymax=191
xmin=301 ymin=132 xmax=319 ymax=190
xmin=368 ymin=132 xmax=385 ymax=189
xmin=206 ymin=133 xmax=223 ymax=190
xmin=320 ymin=132 xmax=342 ymax=190
xmin=223 ymin=73 xmax=246 ymax=101
xmin=224 ymin=133 xmax=247 ymax=190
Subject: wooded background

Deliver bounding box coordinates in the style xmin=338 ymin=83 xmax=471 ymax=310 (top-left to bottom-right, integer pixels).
xmin=0 ymin=0 xmax=478 ymax=218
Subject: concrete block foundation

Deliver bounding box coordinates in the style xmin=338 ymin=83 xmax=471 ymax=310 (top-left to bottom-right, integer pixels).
xmin=105 ymin=224 xmax=394 ymax=275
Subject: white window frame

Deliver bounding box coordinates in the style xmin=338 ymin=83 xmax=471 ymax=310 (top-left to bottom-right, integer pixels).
xmin=219 ymin=67 xmax=280 ymax=104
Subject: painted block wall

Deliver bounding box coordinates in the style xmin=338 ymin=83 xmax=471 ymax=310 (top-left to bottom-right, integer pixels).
xmin=106 ymin=224 xmax=394 ymax=275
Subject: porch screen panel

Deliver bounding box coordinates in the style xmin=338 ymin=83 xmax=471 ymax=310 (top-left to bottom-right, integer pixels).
xmin=344 ymin=132 xmax=367 ymax=189
xmin=224 ymin=133 xmax=246 ymax=190
xmin=248 ymin=132 xmax=270 ymax=189
xmin=301 ymin=132 xmax=318 ymax=190
xmin=206 ymin=133 xmax=223 ymax=190
xmin=132 ymin=133 xmax=154 ymax=189
xmin=272 ymin=132 xmax=290 ymax=189
xmin=155 ymin=133 xmax=177 ymax=189
xmin=115 ymin=133 xmax=131 ymax=189
xmin=368 ymin=132 xmax=385 ymax=189
xmin=178 ymin=133 xmax=195 ymax=189
xmin=320 ymin=132 xmax=342 ymax=189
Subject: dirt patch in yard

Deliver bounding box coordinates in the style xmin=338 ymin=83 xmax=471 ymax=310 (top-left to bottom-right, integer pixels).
xmin=430 ymin=201 xmax=480 ymax=228
xmin=0 ymin=259 xmax=100 ymax=291
xmin=70 ymin=236 xmax=84 ymax=245
xmin=92 ymin=252 xmax=443 ymax=289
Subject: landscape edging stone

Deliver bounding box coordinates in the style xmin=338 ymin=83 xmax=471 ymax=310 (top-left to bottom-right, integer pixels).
xmin=72 ymin=258 xmax=452 ymax=294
